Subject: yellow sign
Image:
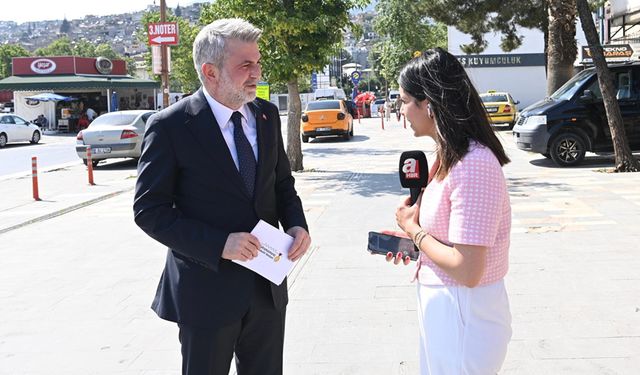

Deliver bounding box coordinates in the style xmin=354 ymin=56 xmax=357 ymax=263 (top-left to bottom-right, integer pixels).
xmin=256 ymin=83 xmax=270 ymax=101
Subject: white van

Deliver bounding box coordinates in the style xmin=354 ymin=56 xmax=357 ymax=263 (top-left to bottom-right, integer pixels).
xmin=314 ymin=87 xmax=346 ymax=100
xmin=388 ymin=90 xmax=400 ymax=112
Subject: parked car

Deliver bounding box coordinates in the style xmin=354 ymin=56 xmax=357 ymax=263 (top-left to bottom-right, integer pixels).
xmin=479 ymin=90 xmax=519 ymax=128
xmin=75 ymin=110 xmax=156 ymax=166
xmin=300 ymin=100 xmax=353 ymax=142
xmin=370 ymin=99 xmax=386 ymax=117
xmin=0 ymin=114 xmax=41 ymax=147
xmin=513 ymin=61 xmax=640 ymax=167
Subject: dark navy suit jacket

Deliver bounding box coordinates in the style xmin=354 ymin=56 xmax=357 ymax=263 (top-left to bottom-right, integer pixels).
xmin=133 ymin=88 xmax=307 ymax=327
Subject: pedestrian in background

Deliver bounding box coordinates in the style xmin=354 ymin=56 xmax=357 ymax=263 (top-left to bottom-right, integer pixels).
xmin=389 ymin=47 xmax=512 ymax=374
xmin=384 ymin=98 xmax=391 ymax=121
xmin=33 ymin=114 xmax=48 ymax=130
xmin=395 ymin=96 xmax=402 ymax=122
xmin=133 ymin=18 xmax=311 ymax=375
xmin=85 ymin=106 xmax=97 ymax=121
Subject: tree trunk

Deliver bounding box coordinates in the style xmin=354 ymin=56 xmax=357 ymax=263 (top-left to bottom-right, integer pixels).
xmin=286 ymin=78 xmax=304 ymax=171
xmin=546 ymin=0 xmax=577 ymax=95
xmin=576 ymin=0 xmax=640 ymax=172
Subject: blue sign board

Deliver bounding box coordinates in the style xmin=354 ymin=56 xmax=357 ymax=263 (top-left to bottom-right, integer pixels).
xmin=350 ymin=71 xmax=361 ymax=86
xmin=311 ymin=73 xmax=318 ymax=91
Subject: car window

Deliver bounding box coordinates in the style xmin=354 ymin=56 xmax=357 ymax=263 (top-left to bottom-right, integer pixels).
xmin=12 ymin=116 xmax=28 ymax=125
xmin=307 ymin=101 xmax=340 ymax=110
xmin=616 ymin=72 xmax=632 ymax=100
xmin=585 ymin=70 xmax=629 ymax=100
xmin=89 ymin=113 xmax=139 ymax=126
xmin=551 ymin=69 xmax=594 ymax=100
xmin=632 ymin=67 xmax=640 ymax=100
xmin=480 ymin=94 xmax=508 ymax=102
xmin=374 ymin=99 xmax=385 ymax=104
xmin=0 ymin=116 xmax=15 ymax=124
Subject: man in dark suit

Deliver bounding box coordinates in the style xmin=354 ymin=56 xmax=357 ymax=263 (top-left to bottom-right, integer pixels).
xmin=133 ymin=18 xmax=311 ymax=375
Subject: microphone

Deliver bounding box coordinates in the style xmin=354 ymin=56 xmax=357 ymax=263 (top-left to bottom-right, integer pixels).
xmin=399 ymin=151 xmax=429 ymax=205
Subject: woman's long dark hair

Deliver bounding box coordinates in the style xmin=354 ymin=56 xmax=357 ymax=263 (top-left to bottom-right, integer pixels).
xmin=398 ymin=48 xmax=510 ymax=179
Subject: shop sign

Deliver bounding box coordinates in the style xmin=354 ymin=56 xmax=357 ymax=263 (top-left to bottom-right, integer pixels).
xmin=455 ymin=53 xmax=546 ymax=68
xmin=95 ymin=57 xmax=113 ymax=75
xmin=148 ymin=22 xmax=179 ymax=45
xmin=25 ymin=98 xmax=41 ymax=107
xmin=30 ymin=58 xmax=57 ymax=74
xmin=581 ymin=44 xmax=634 ymax=62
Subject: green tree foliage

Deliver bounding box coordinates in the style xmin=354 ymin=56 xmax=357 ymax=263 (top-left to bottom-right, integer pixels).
xmin=0 ymin=44 xmax=30 ymax=79
xmin=34 ymin=36 xmax=75 ymax=56
xmin=200 ymin=0 xmax=363 ymax=171
xmin=138 ymin=11 xmax=201 ymax=93
xmin=415 ymin=0 xmax=583 ymax=95
xmin=372 ymin=0 xmax=446 ymax=90
xmin=421 ymin=0 xmax=546 ymax=54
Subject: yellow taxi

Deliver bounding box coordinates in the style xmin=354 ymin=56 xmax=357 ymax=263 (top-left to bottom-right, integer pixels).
xmin=301 ymin=99 xmax=353 ymax=143
xmin=479 ymin=90 xmax=519 ymax=129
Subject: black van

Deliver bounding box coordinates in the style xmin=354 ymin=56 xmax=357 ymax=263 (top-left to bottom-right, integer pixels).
xmin=513 ymin=61 xmax=640 ymax=166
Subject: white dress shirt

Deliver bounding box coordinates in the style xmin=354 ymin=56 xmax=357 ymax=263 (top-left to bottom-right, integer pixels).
xmin=203 ymin=89 xmax=258 ymax=170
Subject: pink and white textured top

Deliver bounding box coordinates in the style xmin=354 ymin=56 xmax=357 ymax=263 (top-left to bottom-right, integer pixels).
xmin=415 ymin=142 xmax=511 ymax=286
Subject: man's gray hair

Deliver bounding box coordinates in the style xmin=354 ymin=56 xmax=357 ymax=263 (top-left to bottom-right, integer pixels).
xmin=192 ymin=18 xmax=262 ymax=84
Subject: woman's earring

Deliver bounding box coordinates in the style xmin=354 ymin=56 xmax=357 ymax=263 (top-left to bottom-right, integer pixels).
xmin=427 ymin=103 xmax=433 ymax=118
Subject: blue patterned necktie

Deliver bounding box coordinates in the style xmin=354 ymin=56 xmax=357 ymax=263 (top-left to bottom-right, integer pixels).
xmin=231 ymin=111 xmax=256 ymax=197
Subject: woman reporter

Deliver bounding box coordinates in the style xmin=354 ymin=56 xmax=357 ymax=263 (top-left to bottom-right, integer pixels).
xmin=391 ymin=48 xmax=512 ymax=374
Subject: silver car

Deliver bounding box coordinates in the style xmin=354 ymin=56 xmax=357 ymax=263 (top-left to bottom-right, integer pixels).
xmin=0 ymin=114 xmax=41 ymax=147
xmin=76 ymin=110 xmax=156 ymax=167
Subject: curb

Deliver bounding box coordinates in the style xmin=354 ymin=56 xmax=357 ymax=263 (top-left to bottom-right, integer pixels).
xmin=0 ymin=186 xmax=133 ymax=236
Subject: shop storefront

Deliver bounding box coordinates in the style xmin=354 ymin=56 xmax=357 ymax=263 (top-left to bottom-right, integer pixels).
xmin=0 ymin=56 xmax=159 ymax=132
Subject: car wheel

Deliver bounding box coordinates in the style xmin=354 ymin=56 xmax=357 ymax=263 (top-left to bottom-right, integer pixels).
xmin=542 ymin=153 xmax=551 ymax=159
xmin=301 ymin=135 xmax=309 ymax=143
xmin=507 ymin=122 xmax=515 ymax=130
xmin=30 ymin=131 xmax=41 ymax=144
xmin=550 ymin=132 xmax=586 ymax=167
xmin=349 ymin=123 xmax=354 ymax=137
xmin=0 ymin=133 xmax=6 ymax=147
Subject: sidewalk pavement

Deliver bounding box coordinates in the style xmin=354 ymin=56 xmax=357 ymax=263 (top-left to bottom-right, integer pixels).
xmin=1 ymin=116 xmax=639 ymax=374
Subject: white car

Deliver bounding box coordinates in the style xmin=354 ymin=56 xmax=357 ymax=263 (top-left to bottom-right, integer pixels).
xmin=0 ymin=114 xmax=41 ymax=147
xmin=370 ymin=99 xmax=385 ymax=117
xmin=75 ymin=110 xmax=156 ymax=167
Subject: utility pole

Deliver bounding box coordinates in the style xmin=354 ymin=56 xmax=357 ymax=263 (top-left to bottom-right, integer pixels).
xmin=160 ymin=0 xmax=169 ymax=108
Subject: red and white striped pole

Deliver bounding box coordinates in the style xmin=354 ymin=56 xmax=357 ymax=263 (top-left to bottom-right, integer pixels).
xmin=381 ymin=111 xmax=385 ymax=130
xmin=403 ymin=114 xmax=407 ymax=129
xmin=357 ymin=109 xmax=361 ymax=124
xmin=86 ymin=146 xmax=95 ymax=186
xmin=31 ymin=156 xmax=40 ymax=201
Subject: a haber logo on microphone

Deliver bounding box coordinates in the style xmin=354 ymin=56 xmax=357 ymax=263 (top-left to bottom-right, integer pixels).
xmin=402 ymin=158 xmax=420 ymax=179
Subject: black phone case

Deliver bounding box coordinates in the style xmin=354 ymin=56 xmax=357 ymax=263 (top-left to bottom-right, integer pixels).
xmin=367 ymin=231 xmax=420 ymax=261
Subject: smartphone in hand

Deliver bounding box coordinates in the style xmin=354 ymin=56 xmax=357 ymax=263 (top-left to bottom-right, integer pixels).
xmin=367 ymin=231 xmax=420 ymax=261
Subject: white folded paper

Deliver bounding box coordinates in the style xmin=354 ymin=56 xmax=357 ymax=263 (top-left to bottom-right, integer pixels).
xmin=232 ymin=220 xmax=294 ymax=285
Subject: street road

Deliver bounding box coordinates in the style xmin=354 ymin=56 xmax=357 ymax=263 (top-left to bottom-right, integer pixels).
xmin=0 ymin=134 xmax=79 ymax=178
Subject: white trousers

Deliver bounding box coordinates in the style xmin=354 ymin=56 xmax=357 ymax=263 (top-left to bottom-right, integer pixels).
xmin=417 ymin=280 xmax=512 ymax=375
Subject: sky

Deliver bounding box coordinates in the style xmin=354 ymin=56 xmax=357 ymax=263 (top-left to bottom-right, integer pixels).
xmin=1 ymin=0 xmax=214 ymax=24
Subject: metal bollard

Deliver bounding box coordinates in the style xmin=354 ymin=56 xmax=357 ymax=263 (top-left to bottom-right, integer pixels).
xmin=381 ymin=112 xmax=385 ymax=130
xmin=31 ymin=156 xmax=40 ymax=201
xmin=86 ymin=145 xmax=95 ymax=186
xmin=403 ymin=115 xmax=407 ymax=129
